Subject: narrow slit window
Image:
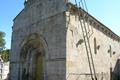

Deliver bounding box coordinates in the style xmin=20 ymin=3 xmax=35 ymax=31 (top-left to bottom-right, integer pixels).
xmin=94 ymin=37 xmax=97 ymax=54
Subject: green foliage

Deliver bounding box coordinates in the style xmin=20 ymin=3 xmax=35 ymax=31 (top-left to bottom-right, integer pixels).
xmin=0 ymin=49 xmax=10 ymax=62
xmin=0 ymin=31 xmax=8 ymax=62
xmin=0 ymin=31 xmax=5 ymax=51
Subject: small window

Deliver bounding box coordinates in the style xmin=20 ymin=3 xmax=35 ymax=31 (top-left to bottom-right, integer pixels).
xmin=113 ymin=51 xmax=116 ymax=55
xmin=94 ymin=37 xmax=97 ymax=54
xmin=108 ymin=45 xmax=112 ymax=57
xmin=97 ymin=45 xmax=100 ymax=50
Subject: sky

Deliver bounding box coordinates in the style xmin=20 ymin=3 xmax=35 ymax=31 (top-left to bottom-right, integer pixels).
xmin=0 ymin=0 xmax=120 ymax=49
xmin=0 ymin=0 xmax=24 ymax=49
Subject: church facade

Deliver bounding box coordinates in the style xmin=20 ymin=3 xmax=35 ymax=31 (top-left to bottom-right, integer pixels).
xmin=10 ymin=0 xmax=120 ymax=80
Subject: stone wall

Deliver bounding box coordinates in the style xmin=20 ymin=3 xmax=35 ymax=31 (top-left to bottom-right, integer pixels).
xmin=10 ymin=0 xmax=67 ymax=80
xmin=66 ymin=5 xmax=120 ymax=80
xmin=10 ymin=0 xmax=120 ymax=80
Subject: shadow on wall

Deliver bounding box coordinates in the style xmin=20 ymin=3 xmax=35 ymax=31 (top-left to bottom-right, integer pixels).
xmin=112 ymin=59 xmax=120 ymax=80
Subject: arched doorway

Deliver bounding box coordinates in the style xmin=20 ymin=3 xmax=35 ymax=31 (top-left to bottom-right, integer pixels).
xmin=19 ymin=34 xmax=46 ymax=80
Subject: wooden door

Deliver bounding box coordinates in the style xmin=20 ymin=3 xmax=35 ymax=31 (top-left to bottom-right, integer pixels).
xmin=35 ymin=54 xmax=44 ymax=80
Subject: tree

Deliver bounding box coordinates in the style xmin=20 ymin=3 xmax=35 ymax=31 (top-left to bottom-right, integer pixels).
xmin=0 ymin=31 xmax=9 ymax=62
xmin=0 ymin=31 xmax=5 ymax=52
xmin=0 ymin=49 xmax=10 ymax=62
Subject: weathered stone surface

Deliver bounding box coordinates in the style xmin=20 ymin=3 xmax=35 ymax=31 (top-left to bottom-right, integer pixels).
xmin=10 ymin=0 xmax=120 ymax=80
xmin=66 ymin=5 xmax=120 ymax=80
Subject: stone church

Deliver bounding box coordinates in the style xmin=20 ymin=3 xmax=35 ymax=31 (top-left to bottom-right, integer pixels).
xmin=10 ymin=0 xmax=120 ymax=80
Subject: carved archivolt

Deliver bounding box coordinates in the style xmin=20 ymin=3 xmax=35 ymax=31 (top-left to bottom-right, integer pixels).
xmin=19 ymin=33 xmax=47 ymax=80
